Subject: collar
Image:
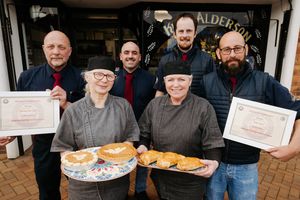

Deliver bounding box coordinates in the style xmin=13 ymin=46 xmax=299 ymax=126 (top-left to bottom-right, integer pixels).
xmin=120 ymin=68 xmax=141 ymax=78
xmin=85 ymin=93 xmax=112 ymax=108
xmin=46 ymin=63 xmax=69 ymax=78
xmin=165 ymin=91 xmax=192 ymax=106
xmin=173 ymin=45 xmax=197 ymax=58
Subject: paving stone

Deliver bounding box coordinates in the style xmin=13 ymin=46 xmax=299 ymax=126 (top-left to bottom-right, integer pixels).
xmin=289 ymin=187 xmax=300 ymax=198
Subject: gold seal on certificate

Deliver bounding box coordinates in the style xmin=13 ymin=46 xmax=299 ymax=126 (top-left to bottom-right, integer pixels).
xmin=223 ymin=97 xmax=296 ymax=149
xmin=0 ymin=91 xmax=60 ymax=136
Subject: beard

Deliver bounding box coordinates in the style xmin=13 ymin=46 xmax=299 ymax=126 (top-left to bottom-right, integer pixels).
xmin=222 ymin=58 xmax=247 ymax=76
xmin=178 ymin=43 xmax=192 ymax=51
xmin=178 ymin=37 xmax=193 ymax=51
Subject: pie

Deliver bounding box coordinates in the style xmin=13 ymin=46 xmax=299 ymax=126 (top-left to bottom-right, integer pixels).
xmin=176 ymin=157 xmax=205 ymax=171
xmin=139 ymin=150 xmax=163 ymax=165
xmin=61 ymin=150 xmax=98 ymax=171
xmin=97 ymin=143 xmax=137 ymax=164
xmin=156 ymin=152 xmax=185 ymax=169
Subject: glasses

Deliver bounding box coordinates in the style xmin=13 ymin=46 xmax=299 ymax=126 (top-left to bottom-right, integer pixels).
xmin=219 ymin=45 xmax=245 ymax=55
xmin=93 ymin=72 xmax=116 ymax=82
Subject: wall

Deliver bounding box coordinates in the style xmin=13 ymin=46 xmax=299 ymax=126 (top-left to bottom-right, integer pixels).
xmin=291 ymin=33 xmax=300 ymax=97
xmin=264 ymin=0 xmax=289 ymax=76
xmin=280 ymin=0 xmax=300 ymax=89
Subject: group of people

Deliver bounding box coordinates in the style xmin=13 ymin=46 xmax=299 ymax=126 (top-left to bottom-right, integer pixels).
xmin=1 ymin=12 xmax=300 ymax=200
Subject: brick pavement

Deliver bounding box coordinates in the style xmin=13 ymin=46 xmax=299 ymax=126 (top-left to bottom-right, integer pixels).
xmin=0 ymin=149 xmax=300 ymax=200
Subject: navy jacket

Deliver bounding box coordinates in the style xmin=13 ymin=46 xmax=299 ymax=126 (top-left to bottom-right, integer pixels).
xmin=110 ymin=68 xmax=155 ymax=120
xmin=202 ymin=63 xmax=300 ymax=164
xmin=154 ymin=45 xmax=215 ymax=97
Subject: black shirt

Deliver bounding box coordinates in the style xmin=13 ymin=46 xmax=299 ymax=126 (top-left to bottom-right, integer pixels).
xmin=110 ymin=68 xmax=155 ymax=120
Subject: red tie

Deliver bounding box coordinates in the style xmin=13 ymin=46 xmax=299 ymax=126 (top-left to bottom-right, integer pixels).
xmin=230 ymin=77 xmax=237 ymax=92
xmin=53 ymin=72 xmax=62 ymax=88
xmin=124 ymin=73 xmax=134 ymax=105
xmin=182 ymin=53 xmax=188 ymax=61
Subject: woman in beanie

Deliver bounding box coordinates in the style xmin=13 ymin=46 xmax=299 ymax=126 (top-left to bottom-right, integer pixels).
xmin=137 ymin=60 xmax=225 ymax=200
xmin=51 ymin=56 xmax=139 ymax=200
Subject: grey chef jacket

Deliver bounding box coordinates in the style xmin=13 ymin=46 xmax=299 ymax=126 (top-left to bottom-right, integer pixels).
xmin=51 ymin=94 xmax=139 ymax=200
xmin=139 ymin=92 xmax=224 ymax=200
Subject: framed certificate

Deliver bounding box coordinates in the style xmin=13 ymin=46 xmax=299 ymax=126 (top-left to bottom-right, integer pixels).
xmin=223 ymin=97 xmax=296 ymax=149
xmin=0 ymin=91 xmax=60 ymax=136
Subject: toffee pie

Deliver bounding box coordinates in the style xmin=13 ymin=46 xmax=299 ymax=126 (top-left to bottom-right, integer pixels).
xmin=61 ymin=150 xmax=98 ymax=171
xmin=176 ymin=157 xmax=205 ymax=171
xmin=97 ymin=143 xmax=137 ymax=164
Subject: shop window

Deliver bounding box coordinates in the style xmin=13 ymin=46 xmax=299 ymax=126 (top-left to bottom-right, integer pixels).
xmin=142 ymin=7 xmax=271 ymax=72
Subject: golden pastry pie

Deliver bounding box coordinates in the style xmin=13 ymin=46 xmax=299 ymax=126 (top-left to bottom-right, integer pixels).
xmin=97 ymin=143 xmax=137 ymax=164
xmin=176 ymin=157 xmax=205 ymax=171
xmin=139 ymin=150 xmax=163 ymax=165
xmin=61 ymin=150 xmax=98 ymax=171
xmin=156 ymin=152 xmax=185 ymax=169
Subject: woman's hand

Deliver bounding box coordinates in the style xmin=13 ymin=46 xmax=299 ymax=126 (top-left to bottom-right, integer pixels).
xmin=137 ymin=145 xmax=148 ymax=154
xmin=193 ymin=159 xmax=219 ymax=178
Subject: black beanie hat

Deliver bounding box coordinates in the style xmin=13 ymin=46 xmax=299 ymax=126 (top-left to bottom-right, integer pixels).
xmin=87 ymin=56 xmax=115 ymax=72
xmin=163 ymin=60 xmax=191 ymax=77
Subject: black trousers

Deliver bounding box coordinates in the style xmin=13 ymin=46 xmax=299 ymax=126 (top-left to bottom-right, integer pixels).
xmin=33 ymin=134 xmax=61 ymax=200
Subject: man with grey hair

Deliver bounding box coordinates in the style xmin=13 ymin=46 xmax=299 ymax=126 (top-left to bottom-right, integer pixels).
xmin=0 ymin=30 xmax=85 ymax=200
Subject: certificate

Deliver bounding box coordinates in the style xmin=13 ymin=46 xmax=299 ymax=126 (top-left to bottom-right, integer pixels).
xmin=223 ymin=97 xmax=296 ymax=149
xmin=0 ymin=91 xmax=60 ymax=136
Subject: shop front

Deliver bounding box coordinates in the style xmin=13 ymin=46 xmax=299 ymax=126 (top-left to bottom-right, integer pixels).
xmin=1 ymin=0 xmax=299 ymax=158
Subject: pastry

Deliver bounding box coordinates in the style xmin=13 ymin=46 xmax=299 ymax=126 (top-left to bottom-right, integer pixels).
xmin=156 ymin=152 xmax=185 ymax=169
xmin=61 ymin=150 xmax=98 ymax=171
xmin=97 ymin=143 xmax=137 ymax=164
xmin=139 ymin=150 xmax=163 ymax=165
xmin=176 ymin=157 xmax=205 ymax=171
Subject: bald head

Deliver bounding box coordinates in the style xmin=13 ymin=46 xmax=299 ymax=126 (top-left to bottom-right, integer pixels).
xmin=219 ymin=31 xmax=245 ymax=49
xmin=42 ymin=31 xmax=72 ymax=71
xmin=120 ymin=41 xmax=141 ymax=73
xmin=216 ymin=31 xmax=248 ymax=76
xmin=44 ymin=31 xmax=71 ymax=47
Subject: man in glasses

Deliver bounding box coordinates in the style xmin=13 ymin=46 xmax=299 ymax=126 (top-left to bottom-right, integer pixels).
xmin=110 ymin=41 xmax=155 ymax=200
xmin=201 ymin=31 xmax=300 ymax=199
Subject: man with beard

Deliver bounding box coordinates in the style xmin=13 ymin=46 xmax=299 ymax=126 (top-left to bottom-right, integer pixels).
xmin=0 ymin=30 xmax=85 ymax=200
xmin=110 ymin=41 xmax=155 ymax=200
xmin=202 ymin=31 xmax=300 ymax=199
xmin=154 ymin=13 xmax=215 ymax=97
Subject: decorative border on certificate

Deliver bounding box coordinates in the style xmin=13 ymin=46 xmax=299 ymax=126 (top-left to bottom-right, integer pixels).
xmin=0 ymin=91 xmax=60 ymax=136
xmin=223 ymin=97 xmax=296 ymax=149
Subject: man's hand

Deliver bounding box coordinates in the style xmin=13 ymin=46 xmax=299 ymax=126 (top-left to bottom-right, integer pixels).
xmin=0 ymin=136 xmax=16 ymax=146
xmin=50 ymin=86 xmax=70 ymax=110
xmin=193 ymin=159 xmax=219 ymax=178
xmin=266 ymin=145 xmax=298 ymax=162
xmin=266 ymin=119 xmax=300 ymax=161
